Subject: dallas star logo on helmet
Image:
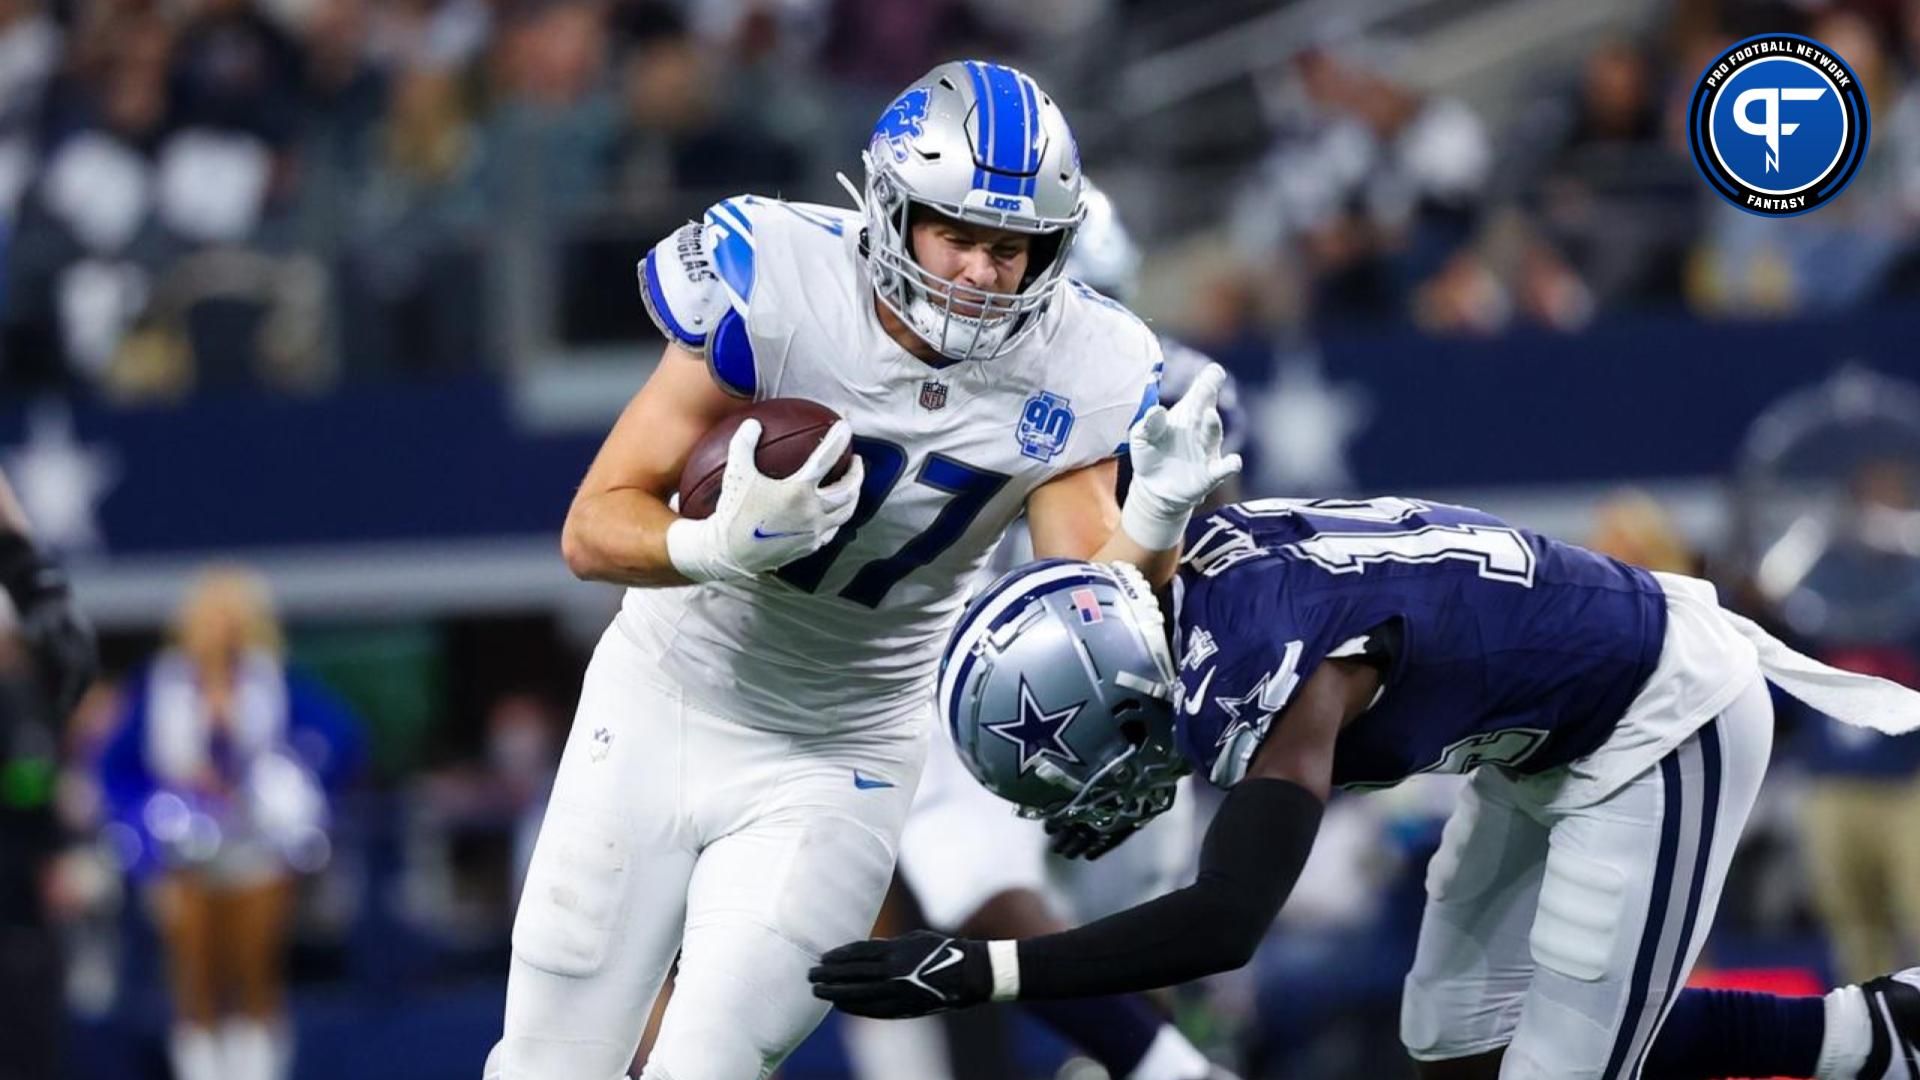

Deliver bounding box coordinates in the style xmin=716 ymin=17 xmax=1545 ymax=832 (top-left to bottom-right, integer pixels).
xmin=984 ymin=677 xmax=1086 ymax=773
xmin=1687 ymin=33 xmax=1869 ymax=217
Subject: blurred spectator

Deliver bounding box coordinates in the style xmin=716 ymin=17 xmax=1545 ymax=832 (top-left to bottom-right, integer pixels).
xmin=98 ymin=566 xmax=361 ymax=1080
xmin=169 ymin=0 xmax=305 ymax=148
xmin=424 ymin=691 xmax=559 ymax=896
xmin=2 ymin=7 xmax=176 ymax=392
xmin=480 ymin=0 xmax=619 ymax=222
xmin=1230 ymin=39 xmax=1491 ymax=329
xmin=297 ymin=0 xmax=391 ymax=231
xmin=1793 ymin=642 xmax=1920 ymax=982
xmin=0 ymin=466 xmax=96 ymax=1080
xmin=1510 ymin=39 xmax=1699 ymax=318
xmin=607 ymin=4 xmax=810 ymax=196
xmin=0 ymin=0 xmax=58 ymax=135
xmin=368 ymin=0 xmax=492 ymax=73
xmin=1782 ymin=460 xmax=1920 ymax=982
xmin=1585 ymin=488 xmax=1702 ymax=575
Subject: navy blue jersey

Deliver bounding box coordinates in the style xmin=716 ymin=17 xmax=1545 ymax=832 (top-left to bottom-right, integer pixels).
xmin=1173 ymin=498 xmax=1668 ymax=789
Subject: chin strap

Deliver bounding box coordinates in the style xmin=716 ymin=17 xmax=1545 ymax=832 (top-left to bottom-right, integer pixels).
xmin=835 ymin=169 xmax=868 ymax=213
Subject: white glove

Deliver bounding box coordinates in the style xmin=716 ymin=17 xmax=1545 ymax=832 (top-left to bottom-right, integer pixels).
xmin=1120 ymin=362 xmax=1243 ymax=552
xmin=666 ymin=419 xmax=864 ymax=583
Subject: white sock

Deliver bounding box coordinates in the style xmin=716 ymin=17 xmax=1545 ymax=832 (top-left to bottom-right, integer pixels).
xmin=840 ymin=1013 xmax=956 ymax=1080
xmin=1816 ymin=985 xmax=1872 ymax=1080
xmin=220 ymin=1017 xmax=277 ymax=1080
xmin=169 ymin=1025 xmax=223 ymax=1080
xmin=1127 ymin=1024 xmax=1212 ymax=1080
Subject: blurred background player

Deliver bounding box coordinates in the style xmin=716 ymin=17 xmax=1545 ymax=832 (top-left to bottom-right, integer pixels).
xmin=490 ymin=59 xmax=1237 ymax=1080
xmin=1736 ymin=375 xmax=1920 ymax=988
xmin=98 ymin=567 xmax=361 ymax=1080
xmin=0 ymin=466 xmax=95 ymax=1080
xmin=873 ymin=180 xmax=1242 ymax=1080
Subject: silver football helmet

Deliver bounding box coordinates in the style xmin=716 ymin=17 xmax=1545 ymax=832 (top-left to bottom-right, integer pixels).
xmin=937 ymin=559 xmax=1187 ymax=839
xmin=862 ymin=60 xmax=1085 ymax=362
xmin=1063 ymin=181 xmax=1141 ymax=304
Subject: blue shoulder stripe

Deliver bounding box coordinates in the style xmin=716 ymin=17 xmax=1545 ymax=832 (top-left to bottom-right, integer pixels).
xmin=704 ymin=207 xmax=756 ymax=303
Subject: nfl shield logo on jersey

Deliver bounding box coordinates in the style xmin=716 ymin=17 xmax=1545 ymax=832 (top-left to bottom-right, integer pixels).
xmin=1017 ymin=391 xmax=1075 ymax=462
xmin=919 ymin=379 xmax=948 ymax=410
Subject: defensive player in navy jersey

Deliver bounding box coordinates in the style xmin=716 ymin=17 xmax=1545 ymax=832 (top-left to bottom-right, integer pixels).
xmin=813 ymin=498 xmax=1920 ymax=1079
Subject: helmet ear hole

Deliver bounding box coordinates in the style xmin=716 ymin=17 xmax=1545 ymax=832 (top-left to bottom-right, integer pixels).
xmin=1114 ymin=702 xmax=1147 ymax=746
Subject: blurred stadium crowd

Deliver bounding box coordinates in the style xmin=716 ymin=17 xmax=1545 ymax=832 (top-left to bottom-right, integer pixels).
xmin=3 ymin=0 xmax=1920 ymax=399
xmin=1 ymin=0 xmax=1919 ymax=1078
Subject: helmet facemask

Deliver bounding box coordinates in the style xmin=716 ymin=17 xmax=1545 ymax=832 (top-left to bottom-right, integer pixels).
xmin=862 ymin=148 xmax=1081 ymax=363
xmin=1016 ymin=696 xmax=1188 ymax=838
xmin=1022 ymin=561 xmax=1185 ymax=837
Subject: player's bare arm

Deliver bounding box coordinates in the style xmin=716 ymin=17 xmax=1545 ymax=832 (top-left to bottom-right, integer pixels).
xmin=561 ymin=342 xmax=746 ymax=587
xmin=1025 ymin=456 xmax=1133 ymax=552
xmin=809 ymin=656 xmax=1381 ymax=1016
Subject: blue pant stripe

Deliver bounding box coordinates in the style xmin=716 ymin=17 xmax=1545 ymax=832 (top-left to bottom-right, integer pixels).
xmin=1629 ymin=718 xmax=1724 ymax=1077
xmin=1601 ymin=749 xmax=1686 ymax=1079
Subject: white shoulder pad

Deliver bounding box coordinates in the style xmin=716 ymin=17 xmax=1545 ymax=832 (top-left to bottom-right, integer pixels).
xmin=637 ymin=221 xmax=734 ymax=349
xmin=636 ymin=196 xmax=763 ymax=396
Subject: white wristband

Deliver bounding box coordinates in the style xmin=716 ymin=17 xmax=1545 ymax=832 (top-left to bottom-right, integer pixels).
xmin=665 ymin=517 xmax=727 ymax=583
xmin=1120 ymin=490 xmax=1191 ymax=554
xmin=987 ymin=939 xmax=1021 ymax=1002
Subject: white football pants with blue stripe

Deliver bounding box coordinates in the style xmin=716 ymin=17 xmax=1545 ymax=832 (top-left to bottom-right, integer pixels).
xmin=484 ymin=623 xmax=926 ymax=1080
xmin=1401 ymin=674 xmax=1771 ymax=1079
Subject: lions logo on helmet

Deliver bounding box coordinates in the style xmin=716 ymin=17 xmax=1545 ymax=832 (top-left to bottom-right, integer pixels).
xmin=938 ymin=559 xmax=1188 ymax=838
xmin=872 ymin=86 xmax=932 ymax=164
xmin=861 ymin=60 xmax=1086 ymax=363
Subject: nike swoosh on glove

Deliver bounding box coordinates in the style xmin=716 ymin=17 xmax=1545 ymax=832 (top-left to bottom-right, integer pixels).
xmin=1121 ymin=362 xmax=1243 ymax=552
xmin=666 ymin=418 xmax=864 ymax=582
xmin=809 ymin=931 xmax=992 ymax=1019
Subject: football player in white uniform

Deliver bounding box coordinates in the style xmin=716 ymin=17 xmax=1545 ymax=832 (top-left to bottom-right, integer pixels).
xmin=483 ymin=61 xmax=1239 ymax=1080
xmin=885 ymin=182 xmax=1242 ymax=1080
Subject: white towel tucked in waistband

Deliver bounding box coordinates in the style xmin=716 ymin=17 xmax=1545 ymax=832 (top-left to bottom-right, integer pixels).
xmin=1721 ymin=608 xmax=1920 ymax=735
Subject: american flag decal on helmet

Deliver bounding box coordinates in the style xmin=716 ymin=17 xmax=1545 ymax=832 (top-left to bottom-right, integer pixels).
xmin=1071 ymin=588 xmax=1102 ymax=624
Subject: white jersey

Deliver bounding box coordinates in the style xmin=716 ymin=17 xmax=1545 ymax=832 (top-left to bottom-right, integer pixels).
xmin=624 ymin=194 xmax=1162 ymax=733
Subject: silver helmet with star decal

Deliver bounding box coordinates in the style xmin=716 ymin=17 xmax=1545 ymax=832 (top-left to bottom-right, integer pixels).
xmin=937 ymin=559 xmax=1188 ymax=836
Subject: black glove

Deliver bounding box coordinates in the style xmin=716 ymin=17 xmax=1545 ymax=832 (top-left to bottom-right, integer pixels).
xmin=0 ymin=532 xmax=96 ymax=719
xmin=1046 ymin=814 xmax=1141 ymax=861
xmin=809 ymin=930 xmax=993 ymax=1018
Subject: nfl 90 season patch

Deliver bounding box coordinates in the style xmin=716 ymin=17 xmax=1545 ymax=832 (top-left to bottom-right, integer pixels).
xmin=1687 ymin=33 xmax=1869 ymax=217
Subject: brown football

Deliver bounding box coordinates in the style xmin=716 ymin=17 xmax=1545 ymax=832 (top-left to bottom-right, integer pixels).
xmin=676 ymin=398 xmax=853 ymax=520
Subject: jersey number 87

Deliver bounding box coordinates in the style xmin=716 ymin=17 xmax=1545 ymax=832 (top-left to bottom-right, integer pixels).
xmin=777 ymin=438 xmax=1008 ymax=607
